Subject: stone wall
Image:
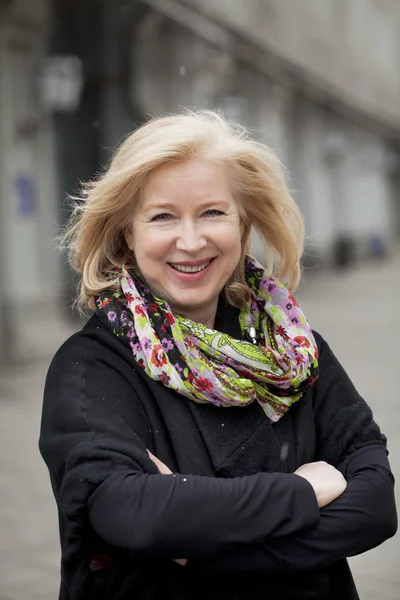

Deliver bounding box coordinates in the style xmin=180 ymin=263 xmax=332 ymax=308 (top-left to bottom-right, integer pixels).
xmin=183 ymin=0 xmax=400 ymax=127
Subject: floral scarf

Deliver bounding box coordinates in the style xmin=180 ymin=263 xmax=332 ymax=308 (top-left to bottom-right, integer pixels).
xmin=96 ymin=256 xmax=318 ymax=422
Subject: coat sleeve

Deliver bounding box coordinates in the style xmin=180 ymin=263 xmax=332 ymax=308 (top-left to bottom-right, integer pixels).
xmin=188 ymin=334 xmax=397 ymax=576
xmin=39 ymin=330 xmax=320 ymax=563
xmin=190 ymin=444 xmax=396 ymax=576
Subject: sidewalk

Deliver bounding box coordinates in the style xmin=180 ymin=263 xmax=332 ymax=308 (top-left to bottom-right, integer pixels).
xmin=0 ymin=255 xmax=399 ymax=600
xmin=0 ymin=310 xmax=79 ymax=600
xmin=297 ymin=254 xmax=400 ymax=599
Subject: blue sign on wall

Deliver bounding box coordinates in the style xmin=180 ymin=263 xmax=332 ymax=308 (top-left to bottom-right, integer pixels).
xmin=15 ymin=176 xmax=36 ymax=217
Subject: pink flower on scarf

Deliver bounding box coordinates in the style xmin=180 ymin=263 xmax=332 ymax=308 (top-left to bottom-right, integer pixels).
xmin=107 ymin=311 xmax=117 ymax=323
xmin=161 ymin=338 xmax=174 ymax=351
xmin=173 ymin=363 xmax=183 ymax=375
xmin=130 ymin=342 xmax=140 ymax=354
xmin=141 ymin=337 xmax=151 ymax=351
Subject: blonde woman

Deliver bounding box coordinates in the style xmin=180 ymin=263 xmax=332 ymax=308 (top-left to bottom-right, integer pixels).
xmin=39 ymin=110 xmax=396 ymax=600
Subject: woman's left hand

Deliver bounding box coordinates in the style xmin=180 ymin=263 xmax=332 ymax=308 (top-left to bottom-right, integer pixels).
xmin=147 ymin=450 xmax=188 ymax=567
xmin=147 ymin=450 xmax=173 ymax=475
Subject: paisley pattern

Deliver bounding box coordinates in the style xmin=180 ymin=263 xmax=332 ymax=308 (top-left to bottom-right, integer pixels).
xmin=96 ymin=256 xmax=319 ymax=422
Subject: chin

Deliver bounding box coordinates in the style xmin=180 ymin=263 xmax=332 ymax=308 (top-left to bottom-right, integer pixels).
xmin=170 ymin=295 xmax=211 ymax=312
xmin=172 ymin=298 xmax=207 ymax=311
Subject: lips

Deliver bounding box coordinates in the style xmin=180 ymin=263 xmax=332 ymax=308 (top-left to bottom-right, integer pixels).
xmin=170 ymin=260 xmax=211 ymax=273
xmin=168 ymin=258 xmax=216 ymax=273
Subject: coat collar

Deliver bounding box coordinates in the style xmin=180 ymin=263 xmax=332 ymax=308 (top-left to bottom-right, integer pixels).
xmin=214 ymin=295 xmax=243 ymax=338
xmin=186 ymin=296 xmax=288 ymax=476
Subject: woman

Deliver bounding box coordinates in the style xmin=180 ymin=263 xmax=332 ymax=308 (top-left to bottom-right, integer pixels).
xmin=39 ymin=109 xmax=397 ymax=600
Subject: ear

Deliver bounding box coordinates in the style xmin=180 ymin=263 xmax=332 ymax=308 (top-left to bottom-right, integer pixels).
xmin=124 ymin=223 xmax=134 ymax=251
xmin=240 ymin=221 xmax=252 ymax=257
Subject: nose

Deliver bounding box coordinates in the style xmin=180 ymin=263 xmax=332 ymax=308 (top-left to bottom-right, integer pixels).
xmin=175 ymin=220 xmax=207 ymax=253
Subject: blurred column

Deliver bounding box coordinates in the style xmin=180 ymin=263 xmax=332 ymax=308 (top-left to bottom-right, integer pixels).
xmin=0 ymin=19 xmax=13 ymax=363
xmin=48 ymin=0 xmax=105 ymax=315
xmin=0 ymin=0 xmax=55 ymax=363
xmin=321 ymin=121 xmax=353 ymax=268
xmin=100 ymin=0 xmax=150 ymax=152
xmin=48 ymin=0 xmax=151 ymax=316
xmin=284 ymin=92 xmax=315 ymax=256
xmin=387 ymin=147 xmax=400 ymax=241
xmin=0 ymin=4 xmax=30 ymax=362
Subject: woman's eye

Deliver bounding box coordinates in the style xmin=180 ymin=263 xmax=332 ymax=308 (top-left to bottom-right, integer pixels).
xmin=203 ymin=209 xmax=224 ymax=218
xmin=151 ymin=213 xmax=172 ymax=222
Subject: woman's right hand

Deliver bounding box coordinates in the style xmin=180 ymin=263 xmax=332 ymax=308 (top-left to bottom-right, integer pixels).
xmin=294 ymin=461 xmax=347 ymax=508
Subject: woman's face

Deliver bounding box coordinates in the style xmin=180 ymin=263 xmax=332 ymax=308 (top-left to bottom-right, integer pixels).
xmin=126 ymin=159 xmax=243 ymax=326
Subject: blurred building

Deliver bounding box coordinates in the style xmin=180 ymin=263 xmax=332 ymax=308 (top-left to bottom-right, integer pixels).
xmin=1 ymin=0 xmax=400 ymax=361
xmin=132 ymin=0 xmax=400 ymax=264
xmin=0 ymin=0 xmax=57 ymax=362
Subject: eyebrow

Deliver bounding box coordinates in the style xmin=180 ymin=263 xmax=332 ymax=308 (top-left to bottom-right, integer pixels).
xmin=144 ymin=199 xmax=231 ymax=211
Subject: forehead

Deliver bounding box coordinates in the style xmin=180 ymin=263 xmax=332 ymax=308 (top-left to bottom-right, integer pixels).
xmin=140 ymin=159 xmax=232 ymax=205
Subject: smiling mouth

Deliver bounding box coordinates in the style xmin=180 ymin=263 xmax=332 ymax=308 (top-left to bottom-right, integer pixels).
xmin=169 ymin=258 xmax=215 ymax=273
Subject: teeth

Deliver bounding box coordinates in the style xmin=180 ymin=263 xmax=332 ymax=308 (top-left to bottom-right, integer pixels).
xmin=171 ymin=260 xmax=211 ymax=273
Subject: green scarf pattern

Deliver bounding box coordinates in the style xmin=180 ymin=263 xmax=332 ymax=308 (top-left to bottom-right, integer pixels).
xmin=96 ymin=256 xmax=319 ymax=422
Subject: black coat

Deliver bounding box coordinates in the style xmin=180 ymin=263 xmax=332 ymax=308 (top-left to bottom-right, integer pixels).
xmin=39 ymin=304 xmax=397 ymax=600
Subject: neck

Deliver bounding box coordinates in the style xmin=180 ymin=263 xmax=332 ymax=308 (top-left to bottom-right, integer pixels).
xmin=172 ymin=303 xmax=217 ymax=329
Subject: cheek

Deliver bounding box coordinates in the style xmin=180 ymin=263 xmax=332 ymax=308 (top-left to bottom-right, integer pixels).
xmin=133 ymin=228 xmax=168 ymax=262
xmin=215 ymin=221 xmax=242 ymax=248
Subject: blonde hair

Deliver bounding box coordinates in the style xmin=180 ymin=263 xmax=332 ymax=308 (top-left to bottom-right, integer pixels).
xmin=61 ymin=108 xmax=304 ymax=311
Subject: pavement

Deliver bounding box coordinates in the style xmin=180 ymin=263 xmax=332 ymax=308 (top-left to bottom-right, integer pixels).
xmin=0 ymin=254 xmax=399 ymax=600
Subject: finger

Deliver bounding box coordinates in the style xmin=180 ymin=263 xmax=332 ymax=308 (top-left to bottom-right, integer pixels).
xmin=173 ymin=559 xmax=188 ymax=566
xmin=147 ymin=450 xmax=173 ymax=474
xmin=153 ymin=456 xmax=172 ymax=474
